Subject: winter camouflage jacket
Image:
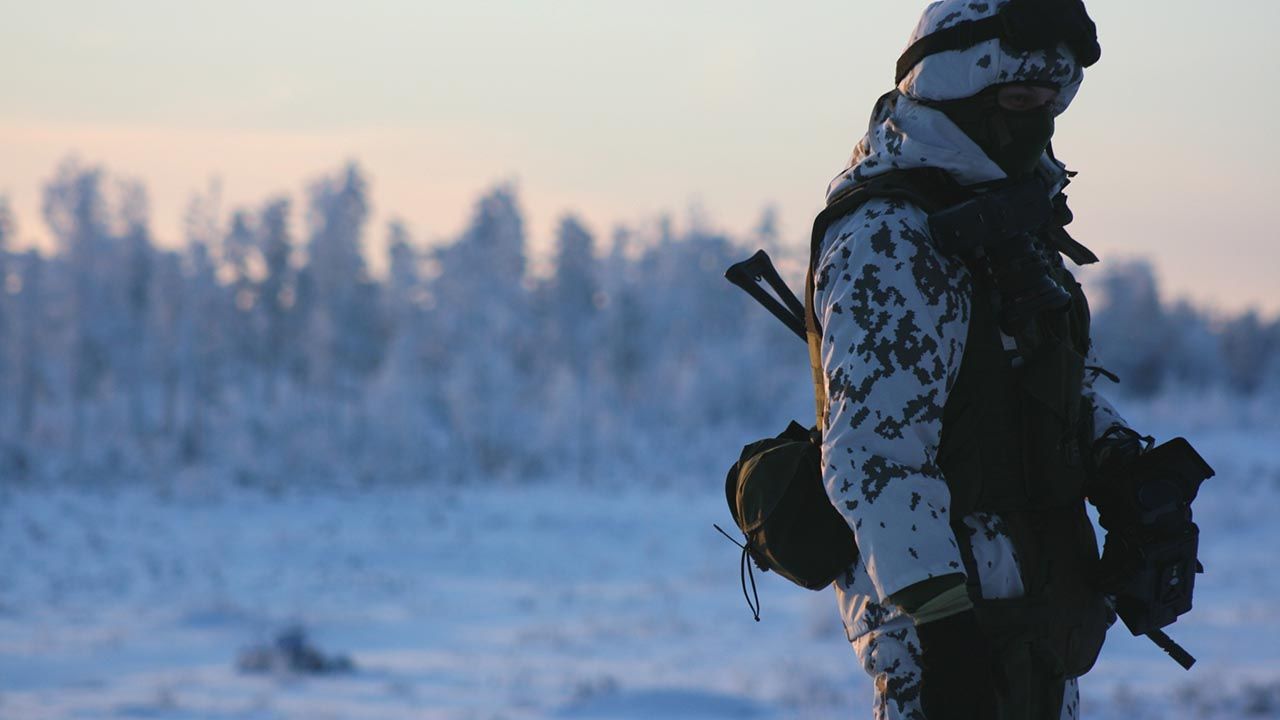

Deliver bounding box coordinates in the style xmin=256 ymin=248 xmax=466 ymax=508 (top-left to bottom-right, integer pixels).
xmin=817 ymin=0 xmax=1130 ymax=648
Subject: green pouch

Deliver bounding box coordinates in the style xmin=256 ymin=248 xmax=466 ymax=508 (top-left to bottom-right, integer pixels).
xmin=724 ymin=421 xmax=859 ymax=591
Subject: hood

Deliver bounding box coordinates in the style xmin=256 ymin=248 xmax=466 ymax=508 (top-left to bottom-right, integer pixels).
xmin=828 ymin=0 xmax=1086 ymax=204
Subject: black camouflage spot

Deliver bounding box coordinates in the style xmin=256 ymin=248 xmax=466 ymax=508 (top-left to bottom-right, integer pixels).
xmin=870 ymin=222 xmax=896 ymax=258
xmin=909 ymin=492 xmax=922 ymax=511
xmin=933 ymin=10 xmax=964 ymax=31
xmin=874 ymin=389 xmax=941 ymax=441
xmin=906 ymin=389 xmax=943 ymax=424
xmin=861 ymin=601 xmax=895 ymax=633
xmin=815 ymin=260 xmax=835 ymax=293
xmin=881 ymin=654 xmax=924 ymax=715
xmin=882 ymin=124 xmax=905 ymax=157
xmin=891 ymin=311 xmax=933 ymax=368
xmin=976 ymin=54 xmax=992 ymax=68
xmin=859 ymin=455 xmax=911 ymax=503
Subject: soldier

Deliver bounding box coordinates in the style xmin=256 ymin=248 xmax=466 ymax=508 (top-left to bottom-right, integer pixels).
xmin=810 ymin=1 xmax=1142 ymax=717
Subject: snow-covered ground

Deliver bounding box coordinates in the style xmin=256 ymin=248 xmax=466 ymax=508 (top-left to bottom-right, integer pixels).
xmin=2 ymin=395 xmax=1279 ymax=720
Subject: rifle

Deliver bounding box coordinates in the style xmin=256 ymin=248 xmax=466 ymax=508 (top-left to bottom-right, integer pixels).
xmin=724 ymin=250 xmax=806 ymax=342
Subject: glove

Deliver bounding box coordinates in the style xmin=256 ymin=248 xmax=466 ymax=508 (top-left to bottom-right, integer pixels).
xmin=1095 ymin=526 xmax=1145 ymax=593
xmin=916 ymin=609 xmax=998 ymax=720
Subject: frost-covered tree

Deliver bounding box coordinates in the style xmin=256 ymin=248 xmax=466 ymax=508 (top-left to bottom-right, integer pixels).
xmin=1163 ymin=300 xmax=1220 ymax=391
xmin=42 ymin=160 xmax=116 ymax=454
xmin=148 ymin=249 xmax=184 ymax=435
xmin=427 ymin=183 xmax=531 ymax=475
xmin=11 ymin=251 xmax=45 ymax=445
xmin=257 ymin=198 xmax=295 ymax=400
xmin=374 ymin=219 xmax=426 ymax=392
xmin=1220 ymin=311 xmax=1277 ymax=395
xmin=0 ymin=197 xmax=13 ymax=420
xmin=116 ymin=181 xmax=155 ymax=435
xmin=1090 ymin=260 xmax=1171 ymax=397
xmin=178 ymin=240 xmax=224 ymax=463
xmin=7 ymin=156 xmax=1279 ymax=487
xmin=385 ymin=219 xmax=419 ymax=321
xmin=599 ymin=226 xmax=648 ymax=399
xmin=222 ymin=210 xmax=260 ymax=377
xmin=547 ymin=215 xmax=598 ymax=371
xmin=535 ymin=214 xmax=601 ymax=477
xmin=0 ymin=198 xmax=17 ymax=453
xmin=301 ymin=163 xmax=384 ymax=395
xmin=382 ymin=220 xmax=427 ymax=380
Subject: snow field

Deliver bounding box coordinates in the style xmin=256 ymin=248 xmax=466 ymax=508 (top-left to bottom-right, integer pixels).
xmin=0 ymin=396 xmax=1278 ymax=719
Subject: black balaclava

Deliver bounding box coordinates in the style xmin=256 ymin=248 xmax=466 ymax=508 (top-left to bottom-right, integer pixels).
xmin=930 ymin=86 xmax=1056 ymax=179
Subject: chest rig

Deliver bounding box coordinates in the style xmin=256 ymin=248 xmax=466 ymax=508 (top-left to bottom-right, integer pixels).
xmin=805 ymin=168 xmax=1112 ymax=718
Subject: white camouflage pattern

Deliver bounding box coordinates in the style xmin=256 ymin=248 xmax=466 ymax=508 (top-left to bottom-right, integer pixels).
xmin=836 ymin=0 xmax=1087 ymax=191
xmin=819 ymin=0 xmax=1125 ymax=714
xmin=898 ymin=0 xmax=1085 ymax=111
xmin=850 ymin=613 xmax=1081 ymax=720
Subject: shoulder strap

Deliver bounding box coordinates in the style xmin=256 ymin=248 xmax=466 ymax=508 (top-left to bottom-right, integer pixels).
xmin=803 ymin=169 xmax=968 ymax=432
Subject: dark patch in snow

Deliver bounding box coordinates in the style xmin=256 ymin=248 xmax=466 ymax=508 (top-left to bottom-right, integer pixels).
xmin=237 ymin=625 xmax=354 ymax=675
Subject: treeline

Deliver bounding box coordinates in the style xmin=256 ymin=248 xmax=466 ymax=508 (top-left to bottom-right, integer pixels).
xmin=0 ymin=159 xmax=1273 ymax=486
xmin=1089 ymin=261 xmax=1280 ymax=398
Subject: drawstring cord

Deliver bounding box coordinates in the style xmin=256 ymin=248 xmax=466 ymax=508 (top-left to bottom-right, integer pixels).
xmin=714 ymin=524 xmax=761 ymax=622
xmin=1084 ymin=365 xmax=1121 ymax=384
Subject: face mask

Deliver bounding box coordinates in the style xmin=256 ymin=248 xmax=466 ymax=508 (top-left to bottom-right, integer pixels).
xmin=934 ymin=92 xmax=1056 ymax=178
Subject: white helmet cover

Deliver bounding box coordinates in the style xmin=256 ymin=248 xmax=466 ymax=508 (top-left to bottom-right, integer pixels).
xmin=897 ymin=0 xmax=1086 ymax=113
xmin=829 ymin=0 xmax=1090 ymax=196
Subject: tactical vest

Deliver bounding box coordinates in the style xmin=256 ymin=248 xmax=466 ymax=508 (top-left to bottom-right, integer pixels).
xmin=805 ymin=169 xmax=1111 ymax=719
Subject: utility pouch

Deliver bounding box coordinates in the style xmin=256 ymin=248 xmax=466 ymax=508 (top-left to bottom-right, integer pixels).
xmin=1091 ymin=438 xmax=1214 ymax=642
xmin=724 ymin=421 xmax=858 ymax=591
xmin=1104 ymin=524 xmax=1201 ymax=636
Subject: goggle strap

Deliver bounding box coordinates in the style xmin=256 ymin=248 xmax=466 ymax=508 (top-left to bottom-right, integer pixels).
xmin=896 ymin=14 xmax=1007 ymax=86
xmin=895 ymin=1 xmax=1099 ymax=86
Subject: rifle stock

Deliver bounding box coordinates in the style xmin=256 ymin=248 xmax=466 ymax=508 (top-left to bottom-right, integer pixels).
xmin=725 ymin=250 xmax=807 ymax=342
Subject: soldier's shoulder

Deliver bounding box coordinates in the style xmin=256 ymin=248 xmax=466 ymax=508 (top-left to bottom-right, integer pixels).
xmin=820 ymin=196 xmax=934 ymax=266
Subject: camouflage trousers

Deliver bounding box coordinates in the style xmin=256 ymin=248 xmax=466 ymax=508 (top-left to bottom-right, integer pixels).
xmin=836 ymin=513 xmax=1082 ymax=719
xmin=850 ymin=614 xmax=1080 ymax=720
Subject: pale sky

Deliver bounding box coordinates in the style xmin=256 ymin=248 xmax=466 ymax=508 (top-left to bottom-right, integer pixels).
xmin=2 ymin=0 xmax=1278 ymax=314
